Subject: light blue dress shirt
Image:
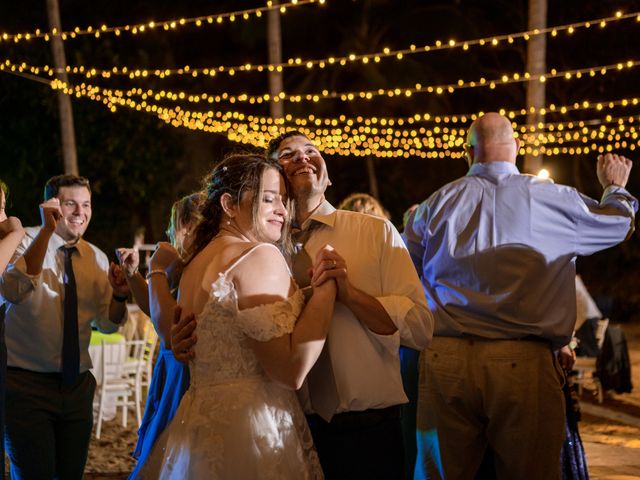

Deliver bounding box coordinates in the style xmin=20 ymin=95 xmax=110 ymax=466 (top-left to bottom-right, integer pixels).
xmin=403 ymin=161 xmax=637 ymax=348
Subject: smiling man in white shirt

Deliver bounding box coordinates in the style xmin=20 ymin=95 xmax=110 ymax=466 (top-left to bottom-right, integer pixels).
xmin=269 ymin=132 xmax=433 ymax=479
xmin=0 ymin=174 xmax=130 ymax=480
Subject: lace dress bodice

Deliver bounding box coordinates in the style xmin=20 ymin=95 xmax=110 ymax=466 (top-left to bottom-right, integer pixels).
xmin=191 ymin=267 xmax=304 ymax=389
xmin=138 ymin=243 xmax=322 ymax=480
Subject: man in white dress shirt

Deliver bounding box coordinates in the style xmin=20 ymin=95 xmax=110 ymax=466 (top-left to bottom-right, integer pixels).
xmin=0 ymin=175 xmax=130 ymax=479
xmin=276 ymin=132 xmax=433 ymax=479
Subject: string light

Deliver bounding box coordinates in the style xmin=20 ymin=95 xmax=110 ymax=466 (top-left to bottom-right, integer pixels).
xmin=23 ymin=57 xmax=636 ymax=106
xmin=8 ymin=54 xmax=634 ymax=123
xmin=6 ymin=10 xmax=638 ymax=78
xmin=43 ymin=75 xmax=640 ymax=140
xmin=46 ymin=76 xmax=640 ymax=159
xmin=0 ymin=0 xmax=324 ymax=44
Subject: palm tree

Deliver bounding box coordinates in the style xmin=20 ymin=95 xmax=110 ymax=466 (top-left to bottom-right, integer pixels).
xmin=524 ymin=0 xmax=547 ymax=174
xmin=47 ymin=0 xmax=78 ymax=175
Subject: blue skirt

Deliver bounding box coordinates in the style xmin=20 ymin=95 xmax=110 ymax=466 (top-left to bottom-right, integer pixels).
xmin=129 ymin=347 xmax=190 ymax=479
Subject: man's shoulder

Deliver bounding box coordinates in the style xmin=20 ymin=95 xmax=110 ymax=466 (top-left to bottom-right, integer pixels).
xmin=334 ymin=208 xmax=393 ymax=231
xmin=425 ymin=176 xmax=475 ymax=205
xmin=518 ymin=175 xmax=579 ymax=197
xmin=78 ymin=239 xmax=110 ymax=267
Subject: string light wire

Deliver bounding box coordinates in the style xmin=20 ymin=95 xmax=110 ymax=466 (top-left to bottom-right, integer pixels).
xmin=0 ymin=0 xmax=324 ymax=44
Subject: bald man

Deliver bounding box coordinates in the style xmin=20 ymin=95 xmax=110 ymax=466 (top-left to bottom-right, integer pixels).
xmin=403 ymin=113 xmax=637 ymax=479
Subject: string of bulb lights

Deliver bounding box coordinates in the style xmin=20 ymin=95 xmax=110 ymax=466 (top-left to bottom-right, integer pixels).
xmin=24 ymin=58 xmax=635 ymax=106
xmin=45 ymin=73 xmax=640 ymax=130
xmin=5 ymin=10 xmax=638 ymax=80
xmin=47 ymin=76 xmax=640 ymax=135
xmin=0 ymin=0 xmax=324 ymax=44
xmin=4 ymin=64 xmax=635 ymax=157
xmin=2 ymin=5 xmax=638 ymax=160
xmin=45 ymin=74 xmax=638 ymax=159
xmin=13 ymin=60 xmax=635 ymax=128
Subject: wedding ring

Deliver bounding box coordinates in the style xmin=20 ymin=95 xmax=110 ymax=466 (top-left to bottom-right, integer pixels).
xmin=330 ymin=260 xmax=337 ymax=269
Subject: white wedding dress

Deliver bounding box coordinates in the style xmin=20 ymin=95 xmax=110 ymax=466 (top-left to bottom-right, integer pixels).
xmin=140 ymin=244 xmax=323 ymax=479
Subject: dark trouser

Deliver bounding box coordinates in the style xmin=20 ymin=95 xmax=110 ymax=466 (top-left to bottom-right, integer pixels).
xmin=5 ymin=368 xmax=96 ymax=480
xmin=307 ymin=406 xmax=405 ymax=480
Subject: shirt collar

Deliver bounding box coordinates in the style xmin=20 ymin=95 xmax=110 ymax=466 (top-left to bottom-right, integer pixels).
xmin=467 ymin=161 xmax=520 ymax=177
xmin=50 ymin=230 xmax=87 ymax=257
xmin=299 ymin=199 xmax=337 ymax=231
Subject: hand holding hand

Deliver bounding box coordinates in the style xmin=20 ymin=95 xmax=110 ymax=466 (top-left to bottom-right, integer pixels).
xmin=108 ymin=262 xmax=131 ymax=297
xmin=171 ymin=305 xmax=197 ymax=363
xmin=150 ymin=242 xmax=180 ymax=271
xmin=39 ymin=198 xmax=63 ymax=233
xmin=0 ymin=216 xmax=24 ymax=239
xmin=310 ymin=244 xmax=344 ymax=298
xmin=597 ymin=153 xmax=632 ymax=189
xmin=115 ymin=247 xmax=140 ymax=278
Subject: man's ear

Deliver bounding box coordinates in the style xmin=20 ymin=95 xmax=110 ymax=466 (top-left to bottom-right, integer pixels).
xmin=464 ymin=144 xmax=473 ymax=167
xmin=220 ymin=193 xmax=236 ymax=218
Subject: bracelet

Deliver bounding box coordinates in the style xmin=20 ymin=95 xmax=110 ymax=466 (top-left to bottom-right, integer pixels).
xmin=112 ymin=293 xmax=128 ymax=303
xmin=146 ymin=269 xmax=168 ymax=281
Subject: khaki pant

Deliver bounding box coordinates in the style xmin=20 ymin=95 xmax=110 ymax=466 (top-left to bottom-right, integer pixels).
xmin=415 ymin=336 xmax=565 ymax=480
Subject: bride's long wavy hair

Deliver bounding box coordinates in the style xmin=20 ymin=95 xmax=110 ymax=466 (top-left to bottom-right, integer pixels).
xmin=186 ymin=154 xmax=293 ymax=262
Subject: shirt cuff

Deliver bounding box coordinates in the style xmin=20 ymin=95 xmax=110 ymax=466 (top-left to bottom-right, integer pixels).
xmin=12 ymin=256 xmax=40 ymax=282
xmin=370 ymin=295 xmax=417 ymax=353
xmin=602 ymin=185 xmax=639 ymax=213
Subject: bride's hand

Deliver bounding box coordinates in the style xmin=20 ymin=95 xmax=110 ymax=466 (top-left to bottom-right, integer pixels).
xmin=310 ymin=244 xmax=345 ymax=296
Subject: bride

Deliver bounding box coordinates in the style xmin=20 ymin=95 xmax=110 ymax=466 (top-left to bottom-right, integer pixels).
xmin=140 ymin=154 xmax=336 ymax=479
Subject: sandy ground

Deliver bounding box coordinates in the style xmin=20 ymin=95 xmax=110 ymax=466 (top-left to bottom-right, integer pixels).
xmin=581 ymin=322 xmax=640 ymax=479
xmin=52 ymin=322 xmax=640 ymax=478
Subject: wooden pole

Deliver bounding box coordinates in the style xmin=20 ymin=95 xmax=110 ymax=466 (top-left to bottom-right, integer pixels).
xmin=267 ymin=1 xmax=284 ymax=119
xmin=524 ymin=0 xmax=547 ymax=174
xmin=47 ymin=0 xmax=78 ymax=175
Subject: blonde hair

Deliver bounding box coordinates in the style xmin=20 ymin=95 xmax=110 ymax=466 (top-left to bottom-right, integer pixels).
xmin=338 ymin=193 xmax=390 ymax=220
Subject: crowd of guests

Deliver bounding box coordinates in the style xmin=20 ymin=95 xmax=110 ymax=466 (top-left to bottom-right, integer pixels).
xmin=0 ymin=112 xmax=636 ymax=480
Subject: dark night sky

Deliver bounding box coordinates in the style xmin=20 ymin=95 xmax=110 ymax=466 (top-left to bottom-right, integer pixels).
xmin=1 ymin=0 xmax=640 ymax=319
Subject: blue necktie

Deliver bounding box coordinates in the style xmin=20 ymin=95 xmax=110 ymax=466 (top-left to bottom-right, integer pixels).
xmin=62 ymin=246 xmax=79 ymax=385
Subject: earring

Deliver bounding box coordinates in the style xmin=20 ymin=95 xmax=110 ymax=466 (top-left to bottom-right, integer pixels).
xmin=226 ymin=220 xmax=231 ymax=225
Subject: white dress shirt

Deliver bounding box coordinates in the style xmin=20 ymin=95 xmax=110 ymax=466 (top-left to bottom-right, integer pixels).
xmin=0 ymin=226 xmax=120 ymax=373
xmin=300 ymin=201 xmax=433 ymax=413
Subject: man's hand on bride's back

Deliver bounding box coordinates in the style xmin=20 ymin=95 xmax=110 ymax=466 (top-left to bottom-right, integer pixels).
xmin=171 ymin=305 xmax=197 ymax=364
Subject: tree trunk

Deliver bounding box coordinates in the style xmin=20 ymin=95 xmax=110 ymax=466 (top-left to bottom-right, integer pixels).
xmin=267 ymin=1 xmax=284 ymax=119
xmin=366 ymin=157 xmax=380 ymax=199
xmin=524 ymin=0 xmax=547 ymax=174
xmin=47 ymin=0 xmax=78 ymax=175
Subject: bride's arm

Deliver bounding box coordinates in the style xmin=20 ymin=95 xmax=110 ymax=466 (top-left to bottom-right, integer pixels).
xmin=0 ymin=217 xmax=25 ymax=273
xmin=236 ymin=245 xmax=336 ymax=390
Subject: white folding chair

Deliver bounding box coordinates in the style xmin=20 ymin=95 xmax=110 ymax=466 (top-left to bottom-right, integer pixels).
xmin=574 ymin=317 xmax=609 ymax=403
xmin=121 ymin=321 xmax=158 ymax=409
xmin=95 ymin=339 xmax=145 ymax=438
